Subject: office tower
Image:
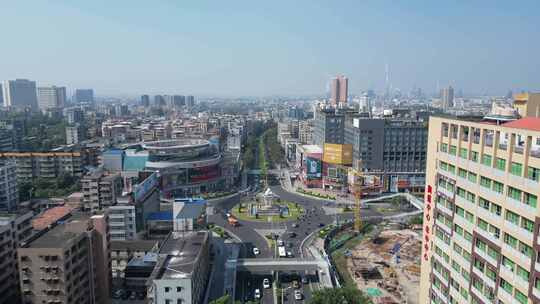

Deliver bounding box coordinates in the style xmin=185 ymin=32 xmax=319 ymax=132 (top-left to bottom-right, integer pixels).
xmin=0 ymin=211 xmax=33 ymax=303
xmin=64 ymin=107 xmax=84 ymax=124
xmin=73 ymin=89 xmax=94 ymax=104
xmin=173 ymin=95 xmax=185 ymax=107
xmin=441 ymin=85 xmax=454 ymax=111
xmin=18 ymin=213 xmax=111 ymax=304
xmin=0 ymin=162 xmax=18 ymax=211
xmin=513 ymin=92 xmax=540 ymax=118
xmin=140 ymin=95 xmax=150 ymax=107
xmin=420 ymin=115 xmax=540 ymax=303
xmin=313 ymin=107 xmax=352 ymax=146
xmin=358 ymin=92 xmax=372 ymax=116
xmin=2 ymin=79 xmax=38 ymax=109
xmin=153 ymin=95 xmax=165 ymax=106
xmin=330 ymin=75 xmax=348 ymax=107
xmin=114 ymin=104 xmax=129 ymax=117
xmin=186 ymin=95 xmax=195 ymax=107
xmin=37 ymin=86 xmax=66 ymax=110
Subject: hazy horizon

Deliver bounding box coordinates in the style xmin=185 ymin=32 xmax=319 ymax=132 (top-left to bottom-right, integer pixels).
xmin=1 ymin=1 xmax=539 ymax=96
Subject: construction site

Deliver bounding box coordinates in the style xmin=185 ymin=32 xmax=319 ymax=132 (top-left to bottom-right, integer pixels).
xmin=343 ymin=224 xmax=422 ymax=304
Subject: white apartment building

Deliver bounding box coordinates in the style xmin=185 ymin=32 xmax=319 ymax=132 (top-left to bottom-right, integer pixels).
xmin=108 ymin=204 xmax=137 ymax=241
xmin=37 ymin=86 xmax=66 ymax=110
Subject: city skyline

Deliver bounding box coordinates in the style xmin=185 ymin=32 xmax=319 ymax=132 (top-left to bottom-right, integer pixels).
xmin=1 ymin=1 xmax=539 ymax=96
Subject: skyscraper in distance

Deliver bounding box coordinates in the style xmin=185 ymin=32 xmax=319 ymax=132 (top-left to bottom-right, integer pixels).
xmin=140 ymin=95 xmax=150 ymax=107
xmin=330 ymin=75 xmax=348 ymax=107
xmin=73 ymin=89 xmax=94 ymax=104
xmin=37 ymin=86 xmax=66 ymax=110
xmin=441 ymin=85 xmax=454 ymax=111
xmin=2 ymin=79 xmax=38 ymax=109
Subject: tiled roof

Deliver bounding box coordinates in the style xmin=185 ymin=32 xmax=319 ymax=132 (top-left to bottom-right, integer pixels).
xmin=503 ymin=117 xmax=540 ymax=132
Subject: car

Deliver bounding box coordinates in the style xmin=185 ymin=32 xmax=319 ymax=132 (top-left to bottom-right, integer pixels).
xmin=292 ymin=280 xmax=299 ymax=288
xmin=129 ymin=292 xmax=137 ymax=300
xmin=287 ymin=242 xmax=293 ymax=248
xmin=319 ymin=223 xmax=325 ymax=227
xmin=263 ymin=278 xmax=271 ymax=289
xmin=112 ymin=290 xmax=124 ymax=299
xmin=287 ymin=251 xmax=293 ymax=257
xmin=292 ymin=223 xmax=298 ymax=228
xmin=277 ymin=240 xmax=284 ymax=246
xmin=253 ymin=247 xmax=260 ymax=255
xmin=288 ymin=232 xmax=296 ymax=238
xmin=254 ymin=289 xmax=261 ymax=299
xmin=301 ymin=276 xmax=309 ymax=284
xmin=294 ymin=290 xmax=303 ymax=300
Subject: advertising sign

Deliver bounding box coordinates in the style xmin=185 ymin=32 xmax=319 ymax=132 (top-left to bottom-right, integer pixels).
xmin=134 ymin=172 xmax=159 ymax=202
xmin=305 ymin=157 xmax=321 ymax=178
xmin=323 ymin=143 xmax=353 ymax=165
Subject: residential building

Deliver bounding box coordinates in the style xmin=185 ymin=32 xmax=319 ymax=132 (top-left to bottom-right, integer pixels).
xmin=147 ymin=231 xmax=210 ymax=304
xmin=66 ymin=124 xmax=85 ymax=144
xmin=441 ymin=85 xmax=454 ymax=111
xmin=0 ymin=151 xmax=85 ymax=180
xmin=110 ymin=240 xmax=159 ymax=279
xmin=420 ymin=115 xmax=540 ymax=304
xmin=172 ymin=198 xmax=207 ymax=232
xmin=513 ymin=92 xmax=540 ymax=118
xmin=141 ymin=95 xmax=150 ymax=107
xmin=0 ymin=161 xmax=18 ymax=211
xmin=64 ymin=107 xmax=84 ymax=124
xmin=37 ymin=86 xmax=66 ymax=110
xmin=108 ymin=203 xmax=137 ymax=241
xmin=17 ymin=213 xmax=111 ymax=304
xmin=2 ymin=79 xmax=38 ymax=109
xmin=81 ymin=170 xmax=122 ymax=212
xmin=330 ymin=75 xmax=348 ymax=107
xmin=0 ymin=211 xmax=33 ymax=303
xmin=186 ymin=95 xmax=195 ymax=108
xmin=298 ymin=120 xmax=313 ymax=144
xmin=73 ymin=89 xmax=94 ymax=104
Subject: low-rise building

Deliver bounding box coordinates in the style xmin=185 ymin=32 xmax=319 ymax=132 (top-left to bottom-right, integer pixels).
xmin=110 ymin=240 xmax=159 ymax=279
xmin=172 ymin=198 xmax=207 ymax=232
xmin=81 ymin=170 xmax=122 ymax=212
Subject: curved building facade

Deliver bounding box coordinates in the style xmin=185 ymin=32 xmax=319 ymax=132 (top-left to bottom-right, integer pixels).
xmin=142 ymin=139 xmax=226 ymax=198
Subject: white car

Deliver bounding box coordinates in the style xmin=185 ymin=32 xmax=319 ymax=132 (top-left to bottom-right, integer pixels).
xmin=287 ymin=251 xmax=293 ymax=257
xmin=277 ymin=240 xmax=284 ymax=246
xmin=254 ymin=289 xmax=261 ymax=299
xmin=294 ymin=290 xmax=302 ymax=300
xmin=253 ymin=247 xmax=260 ymax=255
xmin=263 ymin=278 xmax=271 ymax=289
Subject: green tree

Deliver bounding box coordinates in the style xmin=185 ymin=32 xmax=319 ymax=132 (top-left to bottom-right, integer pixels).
xmin=310 ymin=285 xmax=371 ymax=304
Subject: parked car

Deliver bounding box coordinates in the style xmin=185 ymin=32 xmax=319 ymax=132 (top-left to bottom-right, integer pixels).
xmin=254 ymin=289 xmax=261 ymax=299
xmin=253 ymin=247 xmax=260 ymax=255
xmin=294 ymin=290 xmax=303 ymax=300
xmin=292 ymin=280 xmax=300 ymax=288
xmin=277 ymin=240 xmax=284 ymax=246
xmin=263 ymin=278 xmax=271 ymax=289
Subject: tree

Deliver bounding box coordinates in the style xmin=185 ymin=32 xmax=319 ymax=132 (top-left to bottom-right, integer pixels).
xmin=310 ymin=285 xmax=371 ymax=304
xmin=209 ymin=295 xmax=230 ymax=304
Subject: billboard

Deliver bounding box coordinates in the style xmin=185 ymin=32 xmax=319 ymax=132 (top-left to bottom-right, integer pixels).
xmin=134 ymin=172 xmax=159 ymax=202
xmin=323 ymin=143 xmax=353 ymax=165
xmin=305 ymin=157 xmax=321 ymax=178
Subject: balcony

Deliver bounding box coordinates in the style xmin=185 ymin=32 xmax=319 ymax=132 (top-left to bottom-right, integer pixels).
xmin=472 ymin=267 xmax=495 ymax=290
xmin=476 ymin=248 xmax=498 ymax=268
xmin=431 ymin=284 xmax=448 ymax=303
xmin=435 ymin=219 xmax=452 ymax=235
xmin=530 ymin=148 xmax=540 ymax=159
xmin=470 ymin=284 xmax=494 ymax=304
xmin=503 ymin=221 xmax=533 ymax=243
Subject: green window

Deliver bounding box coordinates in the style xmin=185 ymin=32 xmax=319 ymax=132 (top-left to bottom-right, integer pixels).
xmin=477 ymin=218 xmax=488 ymax=231
xmin=459 ymin=147 xmax=468 ymax=158
xmin=468 ymin=172 xmax=477 ymax=183
xmin=525 ymin=192 xmax=538 ymax=208
xmin=519 ymin=241 xmax=533 ymax=258
xmin=465 ymin=211 xmax=474 ymax=223
xmin=464 ymin=231 xmax=473 ymax=242
xmin=440 ymin=143 xmax=448 ymax=153
xmin=480 ymin=176 xmax=491 ymax=188
xmin=470 ymin=151 xmax=479 ymax=162
xmin=481 ymin=154 xmax=492 ymax=166
xmin=473 ymin=259 xmax=485 ymax=271
xmin=502 ymin=256 xmax=515 ymax=271
xmin=521 ymin=217 xmax=534 ymax=233
xmin=478 ymin=197 xmax=490 ymax=210
xmin=452 ymin=260 xmax=460 ymax=272
xmin=460 ymin=288 xmax=468 ymax=300
xmin=527 ymin=166 xmax=540 ymax=182
xmin=507 ymin=186 xmax=522 ymax=201
xmin=535 ymin=278 xmax=540 ymax=290
xmin=511 ymin=162 xmax=523 ymax=176
xmin=499 ymin=278 xmax=513 ymax=294
xmin=475 ymin=239 xmax=487 ymax=252
xmin=505 ymin=210 xmax=520 ymax=225
xmin=488 ymin=225 xmax=500 ymax=239
xmin=515 ymin=289 xmax=527 ymax=304
xmin=492 ymin=181 xmax=504 ymax=194
xmin=462 ymin=250 xmax=471 ymax=262
xmin=455 ymin=206 xmax=465 ymax=217
xmin=486 ymin=268 xmax=496 ymax=282
xmin=453 ymin=243 xmax=463 ymax=255
xmin=487 ymin=246 xmax=499 ymax=260
xmin=462 ymin=269 xmax=470 ymax=281
xmin=449 ymin=145 xmax=457 ymax=155
xmin=466 ymin=192 xmax=475 ymax=203
xmin=458 ymin=168 xmax=467 ymax=178
xmin=448 ymin=164 xmax=456 ymax=174
xmin=439 ymin=161 xmax=448 ymax=171
xmin=504 ymin=233 xmax=518 ymax=248
xmin=454 ymin=224 xmax=464 ymax=236
xmin=495 ymin=157 xmax=506 ymax=171
xmin=457 ymin=187 xmax=466 ymax=198
xmin=490 ymin=203 xmax=501 ymax=216
xmin=517 ymin=266 xmax=530 ymax=282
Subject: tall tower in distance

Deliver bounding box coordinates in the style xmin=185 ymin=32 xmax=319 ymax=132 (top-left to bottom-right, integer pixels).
xmin=441 ymin=85 xmax=454 ymax=111
xmin=330 ymin=75 xmax=348 ymax=107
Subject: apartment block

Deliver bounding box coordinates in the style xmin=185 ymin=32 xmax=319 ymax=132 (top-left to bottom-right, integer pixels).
xmin=0 ymin=211 xmax=33 ymax=303
xmin=420 ymin=116 xmax=540 ymax=304
xmin=81 ymin=170 xmax=122 ymax=212
xmin=18 ymin=214 xmax=111 ymax=304
xmin=0 ymin=161 xmax=18 ymax=211
xmin=0 ymin=152 xmax=84 ymax=180
xmin=108 ymin=204 xmax=137 ymax=241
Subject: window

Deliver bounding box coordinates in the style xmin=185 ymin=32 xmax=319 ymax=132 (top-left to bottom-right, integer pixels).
xmin=515 ymin=289 xmax=527 ymax=304
xmin=527 ymin=166 xmax=540 ymax=182
xmin=504 ymin=233 xmax=518 ymax=249
xmin=478 ymin=197 xmax=490 ymax=210
xmin=177 ymin=300 xmax=183 ymax=304
xmin=165 ymin=300 xmax=171 ymax=304
xmin=458 ymin=168 xmax=467 ymax=178
xmin=440 ymin=143 xmax=448 ymax=153
xmin=481 ymin=154 xmax=492 ymax=166
xmin=490 ymin=203 xmax=501 ymax=216
xmin=470 ymin=151 xmax=478 ymax=162
xmin=492 ymin=181 xmax=504 ymax=194
xmin=517 ymin=266 xmax=530 ymax=282
xmin=464 ymin=231 xmax=473 ymax=242
xmin=466 ymin=191 xmax=475 ymax=203
xmin=511 ymin=162 xmax=523 ymax=176
xmin=485 ymin=267 xmax=496 ymax=281
xmin=495 ymin=157 xmax=506 ymax=170
xmin=165 ymin=287 xmax=171 ymax=292
xmin=475 ymin=239 xmax=487 ymax=252
xmin=448 ymin=164 xmax=456 ymax=174
xmin=499 ymin=278 xmax=513 ymax=294
xmin=519 ymin=241 xmax=533 ymax=258
xmin=459 ymin=147 xmax=468 ymax=159
xmin=439 ymin=161 xmax=448 ymax=171
xmin=521 ymin=217 xmax=534 ymax=233
xmin=525 ymin=192 xmax=538 ymax=208
xmin=477 ymin=218 xmax=488 ymax=231
xmin=479 ymin=176 xmax=491 ymax=188
xmin=505 ymin=210 xmax=519 ymax=225
xmin=507 ymin=186 xmax=522 ymax=201
xmin=449 ymin=145 xmax=457 ymax=155
xmin=457 ymin=187 xmax=466 ymax=198
xmin=487 ymin=246 xmax=499 ymax=260
xmin=502 ymin=256 xmax=515 ymax=271
xmin=468 ymin=172 xmax=477 ymax=183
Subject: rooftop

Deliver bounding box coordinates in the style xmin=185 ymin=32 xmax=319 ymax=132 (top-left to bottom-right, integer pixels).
xmin=111 ymin=239 xmax=159 ymax=252
xmin=154 ymin=231 xmax=208 ymax=278
xmin=26 ymin=214 xmax=91 ymax=249
xmin=502 ymin=117 xmax=540 ymax=132
xmin=32 ymin=206 xmax=74 ymax=230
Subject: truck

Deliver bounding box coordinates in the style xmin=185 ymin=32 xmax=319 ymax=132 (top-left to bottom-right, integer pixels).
xmin=278 ymin=246 xmax=287 ymax=258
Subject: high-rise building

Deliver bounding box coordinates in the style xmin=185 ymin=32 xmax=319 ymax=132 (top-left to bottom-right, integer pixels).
xmin=81 ymin=170 xmax=123 ymax=212
xmin=186 ymin=95 xmax=195 ymax=108
xmin=441 ymin=85 xmax=454 ymax=111
xmin=64 ymin=107 xmax=85 ymax=124
xmin=330 ymin=75 xmax=348 ymax=107
xmin=18 ymin=213 xmax=111 ymax=304
xmin=2 ymin=79 xmax=38 ymax=109
xmin=66 ymin=124 xmax=86 ymax=145
xmin=420 ymin=115 xmax=540 ymax=304
xmin=513 ymin=92 xmax=540 ymax=118
xmin=153 ymin=95 xmax=165 ymax=107
xmin=140 ymin=95 xmax=150 ymax=107
xmin=0 ymin=162 xmax=18 ymax=211
xmin=313 ymin=107 xmax=353 ymax=146
xmin=37 ymin=86 xmax=66 ymax=110
xmin=73 ymin=89 xmax=94 ymax=104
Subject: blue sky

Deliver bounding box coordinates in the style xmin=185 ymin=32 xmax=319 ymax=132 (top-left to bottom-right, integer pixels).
xmin=0 ymin=1 xmax=539 ymax=96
